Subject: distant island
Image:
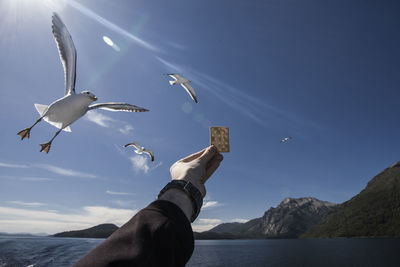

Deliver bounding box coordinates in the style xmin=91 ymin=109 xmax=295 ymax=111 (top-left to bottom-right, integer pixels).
xmin=54 ymin=160 xmax=400 ymax=239
xmin=53 ymin=224 xmax=118 ymax=238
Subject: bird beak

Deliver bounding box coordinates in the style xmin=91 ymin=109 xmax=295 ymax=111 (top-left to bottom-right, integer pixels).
xmin=91 ymin=96 xmax=98 ymax=101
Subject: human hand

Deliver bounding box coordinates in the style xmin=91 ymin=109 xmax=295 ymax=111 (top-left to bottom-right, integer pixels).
xmin=169 ymin=145 xmax=223 ymax=197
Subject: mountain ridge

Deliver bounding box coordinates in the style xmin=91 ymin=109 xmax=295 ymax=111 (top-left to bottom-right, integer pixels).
xmin=53 ymin=223 xmax=118 ymax=238
xmin=303 ymin=160 xmax=400 ymax=238
xmin=205 ymin=197 xmax=337 ymax=239
xmin=53 ymin=160 xmax=400 ymax=239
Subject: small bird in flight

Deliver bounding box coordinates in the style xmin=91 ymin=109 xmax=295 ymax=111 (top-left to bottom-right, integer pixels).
xmin=124 ymin=142 xmax=154 ymax=162
xmin=280 ymin=136 xmax=293 ymax=143
xmin=17 ymin=13 xmax=149 ymax=153
xmin=166 ymin=74 xmax=198 ymax=103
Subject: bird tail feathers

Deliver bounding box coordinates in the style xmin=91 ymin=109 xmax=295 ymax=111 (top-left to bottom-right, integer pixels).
xmin=34 ymin=104 xmax=48 ymax=117
xmin=34 ymin=103 xmax=71 ymax=132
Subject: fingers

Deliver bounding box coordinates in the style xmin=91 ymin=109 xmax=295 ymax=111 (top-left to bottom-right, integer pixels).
xmin=180 ymin=148 xmax=207 ymax=163
xmin=203 ymin=153 xmax=223 ymax=183
xmin=198 ymin=145 xmax=218 ymax=165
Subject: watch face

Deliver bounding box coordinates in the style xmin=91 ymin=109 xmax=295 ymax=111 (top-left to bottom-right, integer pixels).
xmin=210 ymin=126 xmax=230 ymax=152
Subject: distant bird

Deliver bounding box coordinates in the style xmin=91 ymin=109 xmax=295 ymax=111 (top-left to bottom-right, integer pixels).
xmin=280 ymin=136 xmax=293 ymax=143
xmin=166 ymin=74 xmax=198 ymax=103
xmin=124 ymin=142 xmax=154 ymax=161
xmin=17 ymin=13 xmax=149 ymax=153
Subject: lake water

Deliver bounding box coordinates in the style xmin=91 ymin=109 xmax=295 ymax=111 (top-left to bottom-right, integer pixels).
xmin=0 ymin=235 xmax=399 ymax=266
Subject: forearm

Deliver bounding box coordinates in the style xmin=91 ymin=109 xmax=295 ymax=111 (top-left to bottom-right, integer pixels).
xmin=74 ymin=200 xmax=194 ymax=267
xmin=158 ymin=188 xmax=194 ymax=221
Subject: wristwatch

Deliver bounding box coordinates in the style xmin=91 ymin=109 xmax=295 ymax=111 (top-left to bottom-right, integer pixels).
xmin=158 ymin=180 xmax=203 ymax=222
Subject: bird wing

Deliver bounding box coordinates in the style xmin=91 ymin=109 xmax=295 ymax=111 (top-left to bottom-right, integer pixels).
xmin=181 ymin=83 xmax=198 ymax=103
xmin=167 ymin=73 xmax=179 ymax=81
xmin=88 ymin=103 xmax=149 ymax=112
xmin=52 ymin=13 xmax=77 ymax=96
xmin=124 ymin=142 xmax=141 ymax=150
xmin=143 ymin=149 xmax=154 ymax=161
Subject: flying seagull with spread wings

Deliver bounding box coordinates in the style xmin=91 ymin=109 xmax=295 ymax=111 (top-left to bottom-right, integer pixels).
xmin=166 ymin=74 xmax=198 ymax=103
xmin=17 ymin=13 xmax=149 ymax=153
xmin=124 ymin=142 xmax=154 ymax=162
xmin=280 ymin=136 xmax=293 ymax=143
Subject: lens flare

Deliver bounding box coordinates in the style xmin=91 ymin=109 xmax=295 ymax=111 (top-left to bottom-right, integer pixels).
xmin=103 ymin=36 xmax=114 ymax=46
xmin=102 ymin=35 xmax=120 ymax=52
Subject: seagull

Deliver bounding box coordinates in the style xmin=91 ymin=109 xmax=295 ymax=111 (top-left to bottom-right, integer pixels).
xmin=166 ymin=74 xmax=198 ymax=103
xmin=17 ymin=13 xmax=149 ymax=153
xmin=280 ymin=136 xmax=293 ymax=143
xmin=124 ymin=142 xmax=154 ymax=162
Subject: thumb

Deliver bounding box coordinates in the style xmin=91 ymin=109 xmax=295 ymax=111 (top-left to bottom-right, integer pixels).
xmin=198 ymin=145 xmax=218 ymax=165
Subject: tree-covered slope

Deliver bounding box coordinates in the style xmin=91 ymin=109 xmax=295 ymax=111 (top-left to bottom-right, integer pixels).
xmin=304 ymin=161 xmax=400 ymax=237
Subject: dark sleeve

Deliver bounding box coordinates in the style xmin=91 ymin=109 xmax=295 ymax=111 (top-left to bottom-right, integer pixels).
xmin=74 ymin=200 xmax=194 ymax=267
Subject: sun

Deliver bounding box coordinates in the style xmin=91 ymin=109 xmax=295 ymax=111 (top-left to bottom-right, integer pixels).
xmin=0 ymin=0 xmax=67 ymax=48
xmin=0 ymin=0 xmax=67 ymax=16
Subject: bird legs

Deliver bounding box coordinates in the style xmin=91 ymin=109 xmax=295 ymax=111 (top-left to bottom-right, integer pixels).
xmin=17 ymin=118 xmax=42 ymax=140
xmin=40 ymin=129 xmax=62 ymax=154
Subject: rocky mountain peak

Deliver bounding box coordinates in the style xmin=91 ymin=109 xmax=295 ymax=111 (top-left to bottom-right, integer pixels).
xmin=278 ymin=197 xmax=336 ymax=212
xmin=389 ymin=161 xmax=400 ymax=169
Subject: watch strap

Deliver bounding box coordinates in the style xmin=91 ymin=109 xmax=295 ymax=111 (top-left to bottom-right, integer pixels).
xmin=158 ymin=180 xmax=203 ymax=222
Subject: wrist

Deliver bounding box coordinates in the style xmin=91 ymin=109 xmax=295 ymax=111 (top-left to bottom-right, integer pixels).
xmin=173 ymin=176 xmax=206 ymax=197
xmin=158 ymin=188 xmax=193 ymax=221
xmin=158 ymin=180 xmax=203 ymax=222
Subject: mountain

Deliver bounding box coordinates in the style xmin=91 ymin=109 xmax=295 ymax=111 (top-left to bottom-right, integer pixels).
xmin=52 ymin=161 xmax=400 ymax=239
xmin=53 ymin=224 xmax=118 ymax=238
xmin=208 ymin=197 xmax=337 ymax=238
xmin=303 ymin=161 xmax=400 ymax=238
xmin=194 ymin=231 xmax=241 ymax=240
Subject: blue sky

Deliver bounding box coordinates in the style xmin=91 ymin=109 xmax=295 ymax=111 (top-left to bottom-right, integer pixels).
xmin=1 ymin=0 xmax=400 ymax=233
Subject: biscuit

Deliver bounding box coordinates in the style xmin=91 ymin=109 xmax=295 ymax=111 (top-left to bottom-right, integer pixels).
xmin=210 ymin=127 xmax=229 ymax=152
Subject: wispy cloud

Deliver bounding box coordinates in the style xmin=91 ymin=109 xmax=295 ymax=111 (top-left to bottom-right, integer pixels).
xmin=198 ymin=218 xmax=222 ymax=224
xmin=129 ymin=155 xmax=150 ymax=173
xmin=202 ymin=200 xmax=222 ymax=210
xmin=1 ymin=161 xmax=97 ymax=179
xmin=151 ymin=161 xmax=163 ymax=171
xmin=192 ymin=218 xmax=222 ymax=232
xmin=119 ymin=124 xmax=134 ymax=135
xmin=165 ymin=40 xmax=187 ymax=51
xmin=35 ymin=164 xmax=96 ymax=179
xmin=0 ymin=205 xmax=137 ymax=234
xmin=86 ymin=110 xmax=115 ymax=128
xmin=6 ymin=201 xmax=45 ymax=207
xmin=86 ymin=111 xmax=134 ymax=135
xmin=157 ymin=57 xmax=322 ymax=131
xmin=20 ymin=177 xmax=54 ymax=182
xmin=156 ymin=57 xmax=182 ymax=73
xmin=230 ymin=218 xmax=250 ymax=223
xmin=106 ymin=190 xmax=133 ymax=196
xmin=0 ymin=162 xmax=28 ymax=169
xmin=68 ymin=0 xmax=158 ymax=52
xmin=156 ymin=57 xmax=266 ymax=124
xmin=128 ymin=155 xmax=162 ymax=174
xmin=0 ymin=175 xmax=54 ymax=182
xmin=111 ymin=200 xmax=135 ymax=208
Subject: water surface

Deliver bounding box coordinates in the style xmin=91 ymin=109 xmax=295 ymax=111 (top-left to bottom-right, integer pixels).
xmin=1 ymin=235 xmax=399 ymax=266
